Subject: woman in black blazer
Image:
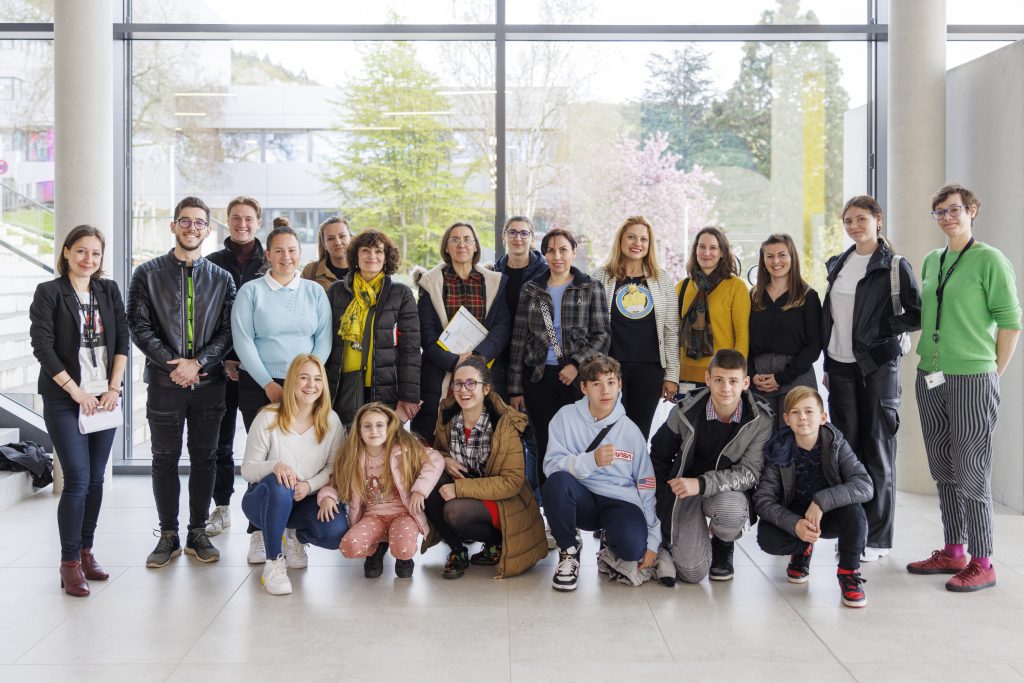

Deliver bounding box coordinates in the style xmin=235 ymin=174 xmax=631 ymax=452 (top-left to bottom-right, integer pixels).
xmin=29 ymin=225 xmax=129 ymax=597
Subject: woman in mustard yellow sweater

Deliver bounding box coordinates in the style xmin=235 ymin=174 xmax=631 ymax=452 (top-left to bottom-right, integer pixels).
xmin=677 ymin=227 xmax=750 ymax=385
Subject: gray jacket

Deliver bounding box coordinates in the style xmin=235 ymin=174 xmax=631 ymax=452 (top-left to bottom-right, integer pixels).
xmin=752 ymin=423 xmax=874 ymax=535
xmin=650 ymin=389 xmax=772 ymax=544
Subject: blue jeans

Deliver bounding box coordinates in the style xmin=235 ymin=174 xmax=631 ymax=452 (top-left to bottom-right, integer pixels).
xmin=241 ymin=474 xmax=349 ymax=559
xmin=542 ymin=471 xmax=647 ymax=562
xmin=43 ymin=397 xmax=116 ymax=561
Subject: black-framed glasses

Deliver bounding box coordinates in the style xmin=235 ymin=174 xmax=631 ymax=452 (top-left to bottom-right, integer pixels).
xmin=452 ymin=379 xmax=488 ymax=391
xmin=931 ymin=205 xmax=965 ymax=220
xmin=505 ymin=229 xmax=531 ymax=240
xmin=176 ymin=217 xmax=209 ymax=230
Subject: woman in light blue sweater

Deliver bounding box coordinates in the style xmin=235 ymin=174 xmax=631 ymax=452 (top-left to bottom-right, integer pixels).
xmin=231 ymin=217 xmax=332 ymax=430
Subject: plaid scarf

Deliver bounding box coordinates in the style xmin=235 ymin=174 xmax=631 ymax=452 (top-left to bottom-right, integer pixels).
xmin=680 ymin=270 xmax=723 ymax=360
xmin=448 ymin=410 xmax=493 ymax=477
xmin=338 ymin=271 xmax=384 ymax=347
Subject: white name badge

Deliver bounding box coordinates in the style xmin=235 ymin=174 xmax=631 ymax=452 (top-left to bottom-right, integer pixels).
xmin=83 ymin=377 xmax=109 ymax=395
xmin=924 ymin=371 xmax=946 ymax=390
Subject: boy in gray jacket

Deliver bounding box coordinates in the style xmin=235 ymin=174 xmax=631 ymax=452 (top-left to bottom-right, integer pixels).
xmin=650 ymin=349 xmax=772 ymax=584
xmin=754 ymin=386 xmax=873 ymax=608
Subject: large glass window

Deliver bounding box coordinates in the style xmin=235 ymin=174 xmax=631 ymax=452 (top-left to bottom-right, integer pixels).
xmin=508 ymin=0 xmax=868 ymax=25
xmin=128 ymin=39 xmax=495 ymax=459
xmin=507 ymin=38 xmax=866 ymax=291
xmin=130 ymin=0 xmax=494 ymax=24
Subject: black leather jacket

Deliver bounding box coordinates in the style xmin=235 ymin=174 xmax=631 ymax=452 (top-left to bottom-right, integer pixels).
xmin=127 ymin=250 xmax=236 ymax=388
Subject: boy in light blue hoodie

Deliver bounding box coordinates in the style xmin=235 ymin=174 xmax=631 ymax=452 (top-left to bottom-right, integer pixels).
xmin=542 ymin=354 xmax=660 ymax=591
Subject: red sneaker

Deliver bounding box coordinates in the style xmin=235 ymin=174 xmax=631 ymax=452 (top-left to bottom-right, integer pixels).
xmin=945 ymin=560 xmax=996 ymax=593
xmin=906 ymin=549 xmax=968 ymax=575
xmin=838 ymin=570 xmax=867 ymax=608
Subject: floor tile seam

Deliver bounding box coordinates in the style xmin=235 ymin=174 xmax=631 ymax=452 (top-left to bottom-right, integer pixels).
xmin=736 ymin=541 xmax=859 ymax=681
xmin=637 ymin=572 xmax=680 ymax=662
xmin=174 ymin=566 xmax=257 ymax=666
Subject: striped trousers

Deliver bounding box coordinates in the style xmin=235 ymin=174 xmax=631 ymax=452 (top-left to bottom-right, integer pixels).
xmin=669 ymin=491 xmax=749 ymax=583
xmin=915 ymin=370 xmax=1000 ymax=557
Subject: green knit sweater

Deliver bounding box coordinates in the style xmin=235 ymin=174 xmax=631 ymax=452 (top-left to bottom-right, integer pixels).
xmin=916 ymin=242 xmax=1021 ymax=375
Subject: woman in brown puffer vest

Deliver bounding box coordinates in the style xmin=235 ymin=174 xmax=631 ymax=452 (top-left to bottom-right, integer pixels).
xmin=422 ymin=357 xmax=548 ymax=579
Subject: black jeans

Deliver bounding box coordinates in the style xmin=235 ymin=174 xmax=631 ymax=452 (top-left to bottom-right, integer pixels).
xmin=523 ymin=365 xmax=582 ymax=487
xmin=238 ymin=371 xmax=284 ymax=431
xmin=827 ymin=358 xmax=900 ymax=548
xmin=43 ymin=396 xmax=116 ymax=561
xmin=756 ymin=503 xmax=868 ymax=571
xmin=212 ymin=378 xmax=240 ymax=507
xmin=147 ymin=382 xmax=226 ymax=533
xmin=620 ymin=361 xmax=664 ymax=439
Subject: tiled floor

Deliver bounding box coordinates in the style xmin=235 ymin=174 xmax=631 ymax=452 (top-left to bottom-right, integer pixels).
xmin=2 ymin=476 xmax=1024 ymax=682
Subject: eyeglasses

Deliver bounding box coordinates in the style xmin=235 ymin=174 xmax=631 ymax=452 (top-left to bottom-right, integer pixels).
xmin=505 ymin=229 xmax=531 ymax=240
xmin=448 ymin=236 xmax=476 ymax=246
xmin=452 ymin=379 xmax=487 ymax=391
xmin=176 ymin=218 xmax=209 ymax=230
xmin=931 ymin=205 xmax=966 ymax=220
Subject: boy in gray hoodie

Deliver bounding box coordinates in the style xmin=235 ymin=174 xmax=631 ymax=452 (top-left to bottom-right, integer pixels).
xmin=542 ymin=354 xmax=660 ymax=591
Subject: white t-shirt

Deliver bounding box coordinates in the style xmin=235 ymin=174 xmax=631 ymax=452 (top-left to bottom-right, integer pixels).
xmin=76 ymin=291 xmax=109 ymax=394
xmin=827 ymin=252 xmax=872 ymax=363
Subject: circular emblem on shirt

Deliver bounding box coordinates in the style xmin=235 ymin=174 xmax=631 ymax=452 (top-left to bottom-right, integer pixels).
xmin=615 ymin=282 xmax=654 ymax=320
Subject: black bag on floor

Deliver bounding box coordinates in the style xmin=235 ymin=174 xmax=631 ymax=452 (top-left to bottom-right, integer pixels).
xmin=0 ymin=440 xmax=54 ymax=488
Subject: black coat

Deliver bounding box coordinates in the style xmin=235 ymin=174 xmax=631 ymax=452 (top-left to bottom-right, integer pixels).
xmin=752 ymin=424 xmax=874 ymax=535
xmin=29 ymin=277 xmax=131 ymax=399
xmin=822 ymin=239 xmax=922 ymax=375
xmin=126 ymin=250 xmax=236 ymax=387
xmin=324 ymin=272 xmax=421 ymax=408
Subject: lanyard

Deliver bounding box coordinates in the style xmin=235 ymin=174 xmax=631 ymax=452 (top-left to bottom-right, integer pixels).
xmin=76 ymin=287 xmax=99 ymax=369
xmin=186 ymin=273 xmax=195 ymax=355
xmin=930 ymin=237 xmax=975 ymax=370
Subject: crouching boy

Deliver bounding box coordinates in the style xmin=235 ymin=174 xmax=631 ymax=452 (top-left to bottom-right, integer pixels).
xmin=651 ymin=349 xmax=772 ymax=584
xmin=753 ymin=386 xmax=874 ymax=608
xmin=541 ymin=354 xmax=660 ymax=591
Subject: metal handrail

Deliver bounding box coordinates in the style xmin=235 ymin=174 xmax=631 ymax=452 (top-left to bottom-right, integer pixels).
xmin=0 ymin=183 xmax=54 ymax=217
xmin=0 ymin=237 xmax=53 ymax=274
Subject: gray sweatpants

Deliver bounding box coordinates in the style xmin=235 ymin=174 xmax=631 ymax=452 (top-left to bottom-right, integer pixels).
xmin=669 ymin=491 xmax=749 ymax=583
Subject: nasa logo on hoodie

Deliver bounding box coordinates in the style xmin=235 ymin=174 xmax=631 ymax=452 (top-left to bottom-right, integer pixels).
xmin=613 ymin=450 xmax=634 ymax=461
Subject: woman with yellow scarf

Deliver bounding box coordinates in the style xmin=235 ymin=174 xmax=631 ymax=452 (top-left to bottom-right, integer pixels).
xmin=325 ymin=230 xmax=422 ymax=428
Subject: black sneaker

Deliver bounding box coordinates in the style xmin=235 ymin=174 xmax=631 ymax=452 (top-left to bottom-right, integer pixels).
xmin=709 ymin=537 xmax=734 ymax=581
xmin=395 ymin=558 xmax=415 ymax=578
xmin=184 ymin=529 xmax=220 ymax=563
xmin=146 ymin=530 xmax=181 ymax=568
xmin=838 ymin=569 xmax=867 ymax=607
xmin=442 ymin=547 xmax=470 ymax=579
xmin=552 ymin=545 xmax=581 ymax=591
xmin=787 ymin=542 xmax=814 ymax=584
xmin=364 ymin=542 xmax=388 ymax=578
xmin=469 ymin=543 xmax=502 ymax=566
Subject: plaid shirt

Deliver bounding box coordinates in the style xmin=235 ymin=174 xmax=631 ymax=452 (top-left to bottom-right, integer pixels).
xmin=508 ymin=267 xmax=611 ymax=395
xmin=442 ymin=266 xmax=486 ymax=322
xmin=705 ymin=397 xmax=743 ymax=424
xmin=448 ymin=410 xmax=494 ymax=476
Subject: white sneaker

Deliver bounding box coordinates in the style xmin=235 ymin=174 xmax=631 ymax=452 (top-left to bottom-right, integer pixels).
xmin=283 ymin=528 xmax=308 ymax=569
xmin=544 ymin=526 xmax=556 ymax=551
xmin=247 ymin=530 xmax=266 ymax=565
xmin=261 ymin=555 xmax=292 ymax=595
xmin=861 ymin=546 xmax=890 ymax=562
xmin=205 ymin=505 xmax=231 ymax=536
xmin=552 ymin=545 xmax=581 ymax=591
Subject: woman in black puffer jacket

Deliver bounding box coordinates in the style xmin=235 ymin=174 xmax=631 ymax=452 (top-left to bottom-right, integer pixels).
xmin=325 ymin=230 xmax=421 ymax=428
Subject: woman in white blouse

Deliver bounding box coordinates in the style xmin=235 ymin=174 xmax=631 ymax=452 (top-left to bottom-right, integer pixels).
xmin=240 ymin=353 xmax=347 ymax=595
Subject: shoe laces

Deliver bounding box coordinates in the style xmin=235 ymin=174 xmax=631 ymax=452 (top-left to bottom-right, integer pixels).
xmin=958 ymin=561 xmax=986 ymax=579
xmin=444 ymin=550 xmax=467 ymax=570
xmin=839 ymin=572 xmax=866 ymax=591
xmin=556 ymin=552 xmax=580 ymax=577
xmin=267 ymin=555 xmax=288 ymax=578
xmin=189 ymin=531 xmax=214 ymax=549
xmin=285 ymin=531 xmax=307 ymax=559
xmin=152 ymin=530 xmax=177 ymax=551
xmin=251 ymin=533 xmax=266 ymax=552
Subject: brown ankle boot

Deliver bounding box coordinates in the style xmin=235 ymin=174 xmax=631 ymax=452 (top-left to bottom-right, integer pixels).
xmin=80 ymin=548 xmax=109 ymax=580
xmin=59 ymin=560 xmax=90 ymax=597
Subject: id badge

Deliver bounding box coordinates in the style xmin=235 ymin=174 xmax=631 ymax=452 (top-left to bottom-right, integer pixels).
xmin=924 ymin=371 xmax=946 ymax=390
xmin=83 ymin=377 xmax=108 ymax=395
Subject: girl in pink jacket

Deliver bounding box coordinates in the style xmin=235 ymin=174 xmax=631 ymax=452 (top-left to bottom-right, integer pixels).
xmin=318 ymin=402 xmax=443 ymax=578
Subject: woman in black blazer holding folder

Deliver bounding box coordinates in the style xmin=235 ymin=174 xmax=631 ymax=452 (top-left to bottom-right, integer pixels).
xmin=411 ymin=221 xmax=510 ymax=442
xmin=29 ymin=225 xmax=129 ymax=597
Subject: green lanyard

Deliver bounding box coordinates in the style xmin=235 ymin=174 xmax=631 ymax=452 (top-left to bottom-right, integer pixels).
xmin=186 ymin=273 xmax=195 ymax=354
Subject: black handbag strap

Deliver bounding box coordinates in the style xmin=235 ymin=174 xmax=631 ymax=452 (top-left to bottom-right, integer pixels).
xmin=585 ymin=423 xmax=616 ymax=452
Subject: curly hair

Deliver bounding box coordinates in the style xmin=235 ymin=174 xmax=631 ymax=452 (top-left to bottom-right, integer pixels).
xmin=346 ymin=229 xmax=400 ymax=276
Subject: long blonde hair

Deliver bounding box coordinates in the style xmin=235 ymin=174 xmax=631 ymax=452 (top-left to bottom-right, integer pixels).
xmin=602 ymin=216 xmax=662 ymax=281
xmin=331 ymin=402 xmax=428 ymax=502
xmin=262 ymin=354 xmax=333 ymax=442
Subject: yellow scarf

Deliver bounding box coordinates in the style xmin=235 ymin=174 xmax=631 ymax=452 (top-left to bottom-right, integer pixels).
xmin=338 ymin=272 xmax=384 ymax=345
